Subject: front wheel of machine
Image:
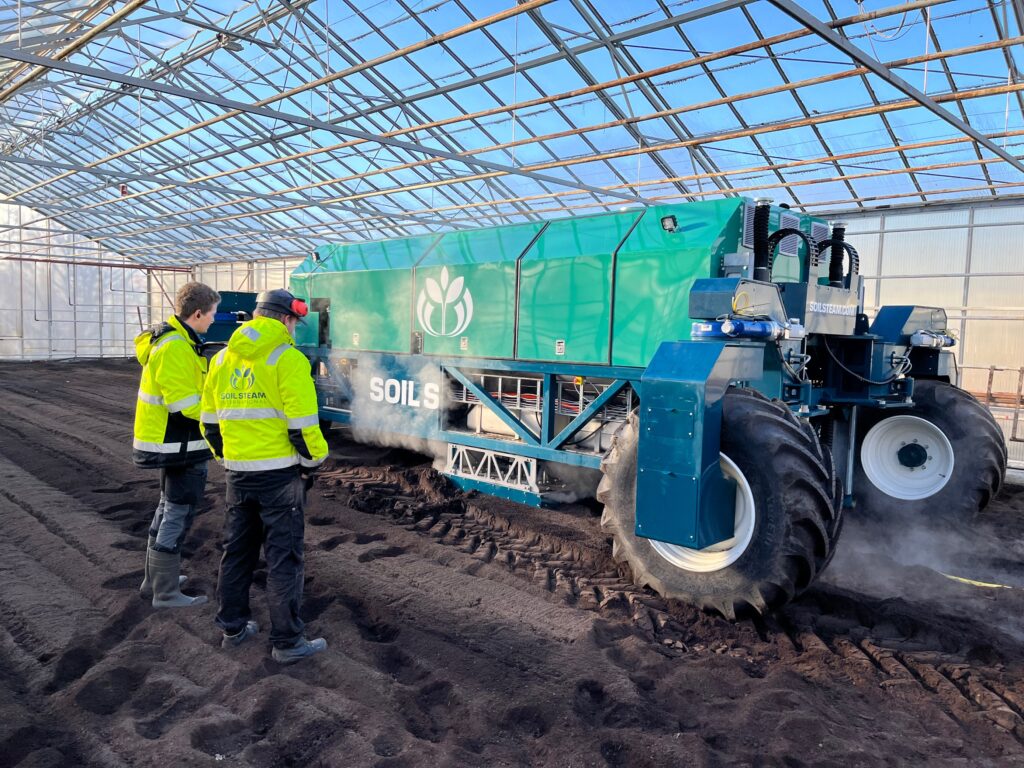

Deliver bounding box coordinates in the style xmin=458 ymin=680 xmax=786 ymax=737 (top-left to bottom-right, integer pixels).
xmin=598 ymin=388 xmax=839 ymax=618
xmin=853 ymin=380 xmax=1007 ymax=522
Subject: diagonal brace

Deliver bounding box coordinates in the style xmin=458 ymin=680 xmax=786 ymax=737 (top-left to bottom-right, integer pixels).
xmin=547 ymin=380 xmax=628 ymax=449
xmin=767 ymin=0 xmax=1024 ymax=175
xmin=444 ymin=367 xmax=540 ymax=446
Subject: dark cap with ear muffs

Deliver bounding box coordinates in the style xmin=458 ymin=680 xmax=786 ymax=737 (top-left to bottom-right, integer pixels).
xmin=256 ymin=289 xmax=308 ymax=323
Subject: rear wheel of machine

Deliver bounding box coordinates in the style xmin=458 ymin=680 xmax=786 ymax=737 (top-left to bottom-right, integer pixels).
xmin=853 ymin=380 xmax=1006 ymax=521
xmin=598 ymin=388 xmax=839 ymax=618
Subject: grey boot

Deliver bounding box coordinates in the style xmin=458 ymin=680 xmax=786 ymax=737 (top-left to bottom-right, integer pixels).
xmin=271 ymin=637 xmax=327 ymax=665
xmin=139 ymin=535 xmax=155 ymax=597
xmin=149 ymin=550 xmax=207 ymax=608
xmin=140 ymin=537 xmax=187 ymax=598
xmin=221 ymin=620 xmax=259 ymax=649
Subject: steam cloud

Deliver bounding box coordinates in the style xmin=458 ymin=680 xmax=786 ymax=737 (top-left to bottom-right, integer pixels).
xmin=335 ymin=356 xmax=617 ymax=502
xmin=345 ymin=356 xmax=448 ymax=469
xmin=823 ymin=497 xmax=1024 ymax=640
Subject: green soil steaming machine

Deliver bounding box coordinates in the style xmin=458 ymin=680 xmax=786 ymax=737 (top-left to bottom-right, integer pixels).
xmin=221 ymin=198 xmax=1008 ymax=616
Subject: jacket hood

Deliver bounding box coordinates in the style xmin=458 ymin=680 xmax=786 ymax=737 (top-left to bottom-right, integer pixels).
xmin=227 ymin=315 xmax=293 ymax=359
xmin=134 ymin=315 xmax=195 ymax=365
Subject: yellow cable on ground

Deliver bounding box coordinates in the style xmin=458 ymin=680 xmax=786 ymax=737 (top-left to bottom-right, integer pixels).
xmin=939 ymin=572 xmax=1015 ymax=590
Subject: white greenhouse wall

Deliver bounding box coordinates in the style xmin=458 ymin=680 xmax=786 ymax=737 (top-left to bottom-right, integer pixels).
xmin=192 ymin=259 xmax=305 ymax=294
xmin=840 ymin=201 xmax=1024 ymax=467
xmin=0 ymin=203 xmax=152 ymax=360
xmin=0 ymin=204 xmax=301 ymax=360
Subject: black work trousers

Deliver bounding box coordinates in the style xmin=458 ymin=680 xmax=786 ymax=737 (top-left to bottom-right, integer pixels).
xmin=215 ymin=467 xmax=306 ymax=648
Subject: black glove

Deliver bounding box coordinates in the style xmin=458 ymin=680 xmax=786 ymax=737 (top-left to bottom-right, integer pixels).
xmin=300 ymin=469 xmax=317 ymax=492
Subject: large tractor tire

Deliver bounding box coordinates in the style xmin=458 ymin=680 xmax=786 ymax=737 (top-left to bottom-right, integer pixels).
xmin=816 ymin=433 xmax=845 ymax=573
xmin=853 ymin=380 xmax=1007 ymax=521
xmin=598 ymin=388 xmax=840 ymax=618
xmin=800 ymin=417 xmax=845 ymax=573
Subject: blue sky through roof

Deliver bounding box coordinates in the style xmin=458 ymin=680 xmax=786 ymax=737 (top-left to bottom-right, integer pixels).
xmin=1 ymin=0 xmax=1023 ymax=263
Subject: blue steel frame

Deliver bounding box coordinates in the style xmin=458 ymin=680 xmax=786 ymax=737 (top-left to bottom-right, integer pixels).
xmin=302 ymin=343 xmax=761 ymax=549
xmin=304 ymin=348 xmax=646 ymax=472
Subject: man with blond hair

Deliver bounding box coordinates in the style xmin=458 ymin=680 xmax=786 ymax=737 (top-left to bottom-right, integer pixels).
xmin=133 ymin=281 xmax=220 ymax=608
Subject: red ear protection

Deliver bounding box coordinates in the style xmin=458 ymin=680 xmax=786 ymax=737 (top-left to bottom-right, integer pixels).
xmin=290 ymin=298 xmax=309 ymax=318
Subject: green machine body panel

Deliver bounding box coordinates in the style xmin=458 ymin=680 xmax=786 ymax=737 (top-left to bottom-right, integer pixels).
xmin=291 ymin=234 xmax=439 ymax=353
xmin=290 ymin=198 xmax=831 ymax=368
xmin=293 ymin=311 xmax=319 ymax=347
xmin=414 ymin=222 xmax=545 ymax=358
xmin=611 ymin=200 xmax=743 ymax=368
xmin=517 ymin=211 xmax=641 ymax=363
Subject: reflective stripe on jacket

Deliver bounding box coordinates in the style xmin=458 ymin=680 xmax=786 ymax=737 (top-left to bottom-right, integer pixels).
xmin=201 ymin=315 xmax=327 ymax=472
xmin=133 ymin=315 xmax=212 ymax=468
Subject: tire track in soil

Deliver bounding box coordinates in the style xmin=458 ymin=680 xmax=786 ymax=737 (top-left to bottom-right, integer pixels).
xmin=0 ymin=389 xmax=138 ymax=463
xmin=0 ymin=365 xmax=628 ymax=766
xmin=318 ymin=459 xmax=1024 ymax=750
xmin=0 ymin=422 xmax=161 ymax=544
xmin=2 ymin=359 xmax=1024 ymax=766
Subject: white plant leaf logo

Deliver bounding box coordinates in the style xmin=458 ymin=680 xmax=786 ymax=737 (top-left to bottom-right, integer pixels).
xmin=417 ymin=266 xmax=473 ymax=337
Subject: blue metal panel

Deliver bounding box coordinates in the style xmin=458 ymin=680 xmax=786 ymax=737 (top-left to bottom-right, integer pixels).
xmin=320 ymin=409 xmax=351 ymax=425
xmin=446 ymin=475 xmax=544 ymax=507
xmin=541 ymin=373 xmax=557 ymax=444
xmin=344 ymin=353 xmax=445 ymax=440
xmin=870 ymin=305 xmax=949 ymax=343
xmin=204 ymin=290 xmax=256 ymax=343
xmin=810 ymin=335 xmax=914 ymax=407
xmin=637 ymin=341 xmax=763 ymax=548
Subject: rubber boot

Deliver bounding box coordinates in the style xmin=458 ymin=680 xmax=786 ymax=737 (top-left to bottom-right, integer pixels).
xmin=149 ymin=550 xmax=207 ymax=608
xmin=140 ymin=538 xmax=187 ymax=599
xmin=139 ymin=536 xmax=155 ymax=597
xmin=271 ymin=637 xmax=327 ymax=665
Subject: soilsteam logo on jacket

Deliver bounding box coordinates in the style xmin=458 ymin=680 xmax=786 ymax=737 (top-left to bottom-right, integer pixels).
xmin=230 ymin=367 xmax=255 ymax=390
xmin=416 ymin=267 xmax=473 ymax=338
xmin=222 ymin=367 xmax=266 ymax=401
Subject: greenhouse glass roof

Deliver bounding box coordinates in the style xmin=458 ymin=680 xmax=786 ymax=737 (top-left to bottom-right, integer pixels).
xmin=1 ymin=0 xmax=1023 ymax=264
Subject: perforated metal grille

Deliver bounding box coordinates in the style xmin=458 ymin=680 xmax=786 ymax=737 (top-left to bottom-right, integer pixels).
xmin=811 ymin=221 xmax=831 ymax=247
xmin=779 ymin=213 xmax=802 ymax=257
xmin=742 ymin=201 xmax=756 ymax=249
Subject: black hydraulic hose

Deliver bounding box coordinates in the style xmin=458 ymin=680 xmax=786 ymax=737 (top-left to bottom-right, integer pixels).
xmin=828 ymin=223 xmax=846 ymax=287
xmin=763 ymin=228 xmax=819 ymax=283
xmin=752 ymin=200 xmax=772 ymax=281
xmin=815 ymin=240 xmax=860 ymax=289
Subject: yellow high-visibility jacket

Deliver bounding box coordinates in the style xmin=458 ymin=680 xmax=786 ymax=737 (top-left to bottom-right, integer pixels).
xmin=133 ymin=315 xmax=212 ymax=468
xmin=201 ymin=316 xmax=327 ymax=472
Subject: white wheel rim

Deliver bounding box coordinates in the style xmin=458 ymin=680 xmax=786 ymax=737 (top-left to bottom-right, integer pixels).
xmin=860 ymin=415 xmax=954 ymax=501
xmin=649 ymin=454 xmax=756 ymax=573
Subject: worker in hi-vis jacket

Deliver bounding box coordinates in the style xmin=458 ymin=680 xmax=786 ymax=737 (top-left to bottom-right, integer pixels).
xmin=133 ymin=281 xmax=221 ymax=608
xmin=201 ymin=289 xmax=329 ymax=664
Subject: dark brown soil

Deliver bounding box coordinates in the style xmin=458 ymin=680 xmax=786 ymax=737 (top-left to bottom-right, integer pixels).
xmin=1 ymin=358 xmax=1024 ymax=767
